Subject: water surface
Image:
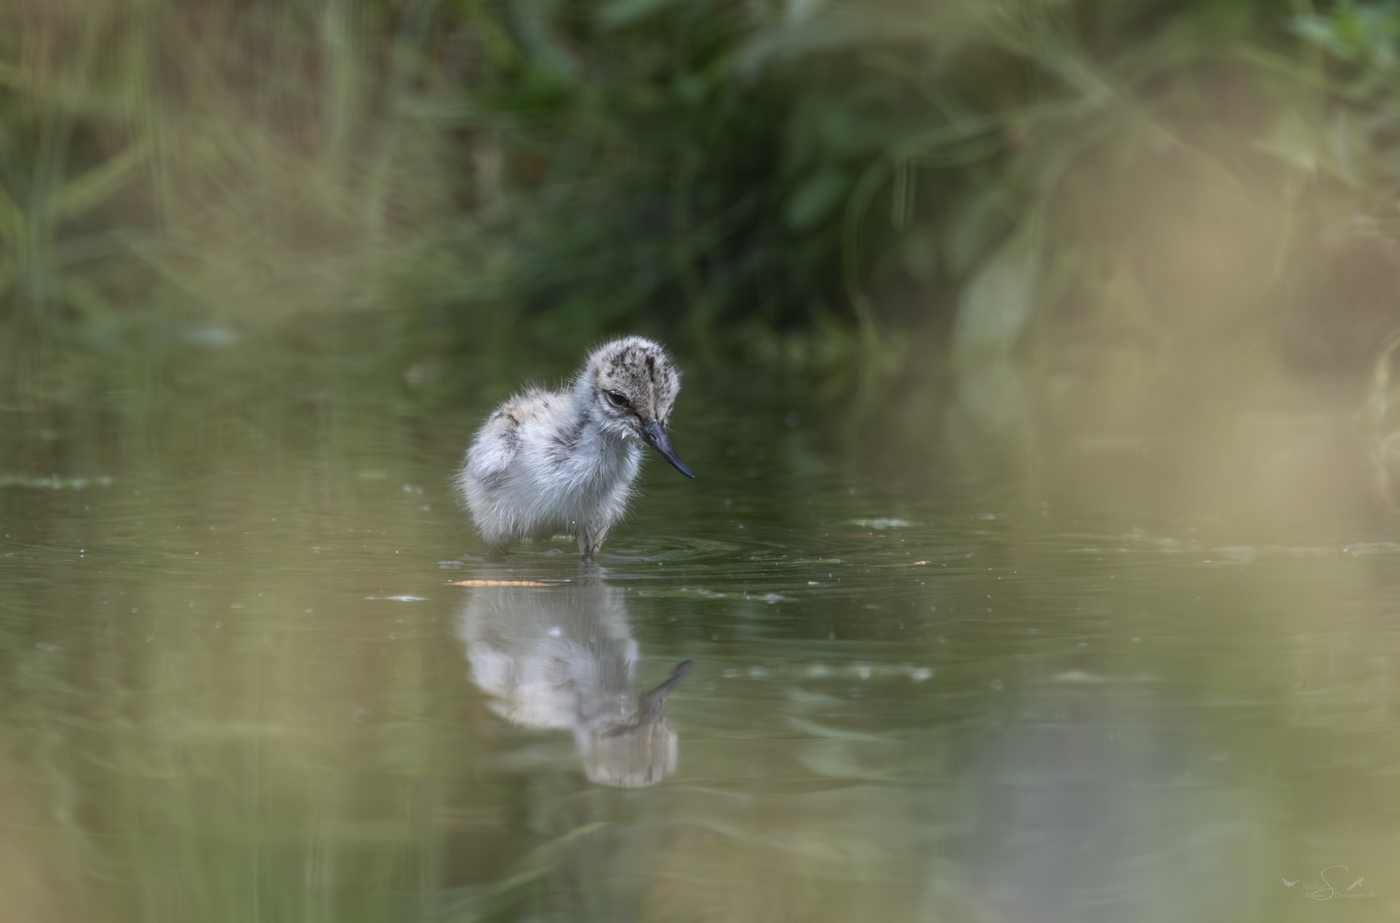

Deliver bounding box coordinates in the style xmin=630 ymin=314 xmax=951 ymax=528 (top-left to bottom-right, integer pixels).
xmin=1 ymin=358 xmax=1397 ymax=922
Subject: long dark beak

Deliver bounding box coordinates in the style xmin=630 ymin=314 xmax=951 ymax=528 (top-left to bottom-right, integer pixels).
xmin=640 ymin=422 xmax=694 ymax=478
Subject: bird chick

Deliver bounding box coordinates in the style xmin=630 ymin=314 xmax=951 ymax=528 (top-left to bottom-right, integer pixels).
xmin=458 ymin=336 xmax=693 ymax=556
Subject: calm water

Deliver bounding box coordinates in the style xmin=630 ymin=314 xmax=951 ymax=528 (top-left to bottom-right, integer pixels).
xmin=1 ymin=354 xmax=1398 ymax=922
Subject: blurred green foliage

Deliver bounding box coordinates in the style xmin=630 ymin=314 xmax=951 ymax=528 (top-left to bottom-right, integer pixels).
xmin=5 ymin=0 xmax=1400 ymax=382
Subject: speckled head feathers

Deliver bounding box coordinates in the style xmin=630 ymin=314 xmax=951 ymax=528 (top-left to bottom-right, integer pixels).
xmin=583 ymin=336 xmax=681 ymax=427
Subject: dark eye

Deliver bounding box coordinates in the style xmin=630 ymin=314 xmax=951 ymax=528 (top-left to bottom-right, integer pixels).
xmin=606 ymin=391 xmax=630 ymax=408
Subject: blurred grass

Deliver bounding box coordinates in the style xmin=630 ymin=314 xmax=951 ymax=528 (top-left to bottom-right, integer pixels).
xmin=0 ymin=2 xmax=1394 ymax=348
xmin=9 ymin=0 xmax=1400 ymax=480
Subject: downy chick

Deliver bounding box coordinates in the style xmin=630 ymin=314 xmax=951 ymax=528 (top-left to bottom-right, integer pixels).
xmin=458 ymin=336 xmax=693 ymax=556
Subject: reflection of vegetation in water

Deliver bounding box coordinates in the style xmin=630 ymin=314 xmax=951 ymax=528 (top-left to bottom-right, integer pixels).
xmin=4 ymin=365 xmax=1400 ymax=922
xmin=1367 ymin=332 xmax=1400 ymax=510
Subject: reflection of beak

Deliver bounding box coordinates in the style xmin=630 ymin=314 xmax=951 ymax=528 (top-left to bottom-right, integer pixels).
xmin=622 ymin=660 xmax=693 ymax=728
xmin=640 ymin=423 xmax=694 ymax=478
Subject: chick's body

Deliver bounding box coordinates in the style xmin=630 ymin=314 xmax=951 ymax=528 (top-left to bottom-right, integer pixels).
xmin=458 ymin=337 xmax=691 ymax=556
xmin=462 ymin=386 xmax=641 ymax=550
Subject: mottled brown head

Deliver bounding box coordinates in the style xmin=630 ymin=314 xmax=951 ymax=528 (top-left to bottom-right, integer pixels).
xmin=582 ymin=337 xmax=692 ymax=477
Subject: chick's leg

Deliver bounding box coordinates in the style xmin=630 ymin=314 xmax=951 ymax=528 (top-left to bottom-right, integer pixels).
xmin=578 ymin=522 xmax=611 ymax=558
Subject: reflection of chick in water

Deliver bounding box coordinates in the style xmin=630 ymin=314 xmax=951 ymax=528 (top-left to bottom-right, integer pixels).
xmin=457 ymin=583 xmax=691 ymax=788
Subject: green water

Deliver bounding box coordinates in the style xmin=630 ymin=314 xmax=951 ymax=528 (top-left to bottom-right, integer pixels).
xmin=1 ymin=352 xmax=1397 ymax=923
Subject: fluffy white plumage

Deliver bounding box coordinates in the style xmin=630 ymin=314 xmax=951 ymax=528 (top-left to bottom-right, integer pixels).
xmin=457 ymin=336 xmax=692 ymax=556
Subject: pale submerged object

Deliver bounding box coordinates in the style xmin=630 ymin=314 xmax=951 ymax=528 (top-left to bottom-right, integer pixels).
xmin=457 ymin=336 xmax=693 ymax=556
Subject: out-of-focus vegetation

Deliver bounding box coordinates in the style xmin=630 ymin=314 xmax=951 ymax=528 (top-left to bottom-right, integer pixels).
xmin=6 ymin=0 xmax=1400 ymax=394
